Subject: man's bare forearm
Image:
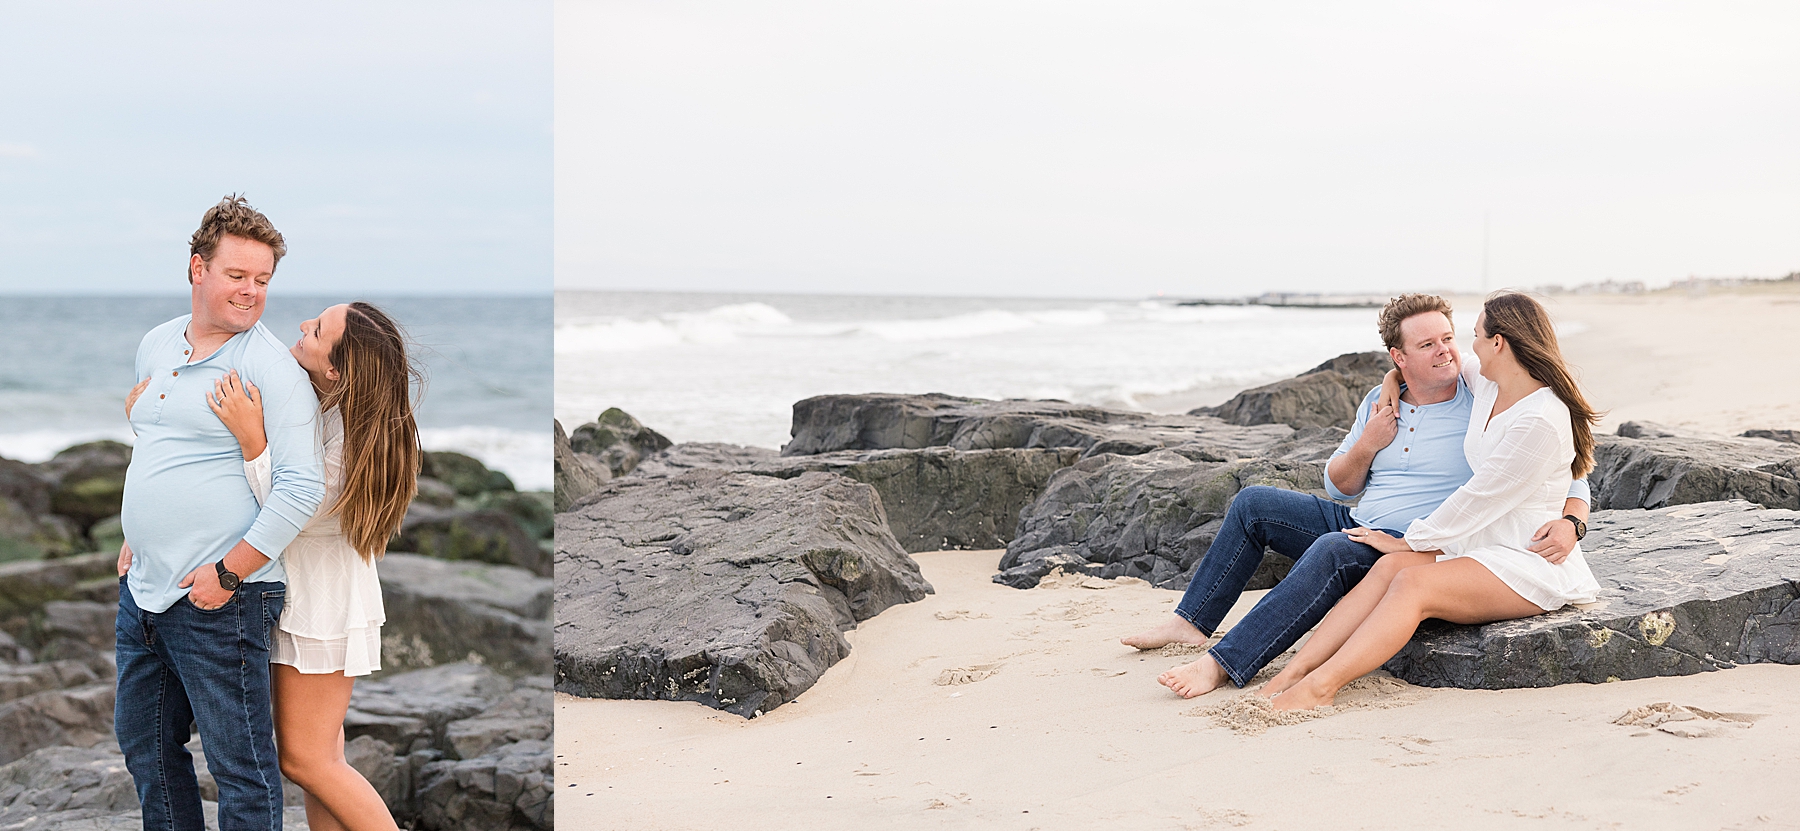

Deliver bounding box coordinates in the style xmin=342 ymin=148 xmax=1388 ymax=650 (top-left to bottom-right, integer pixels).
xmin=220 ymin=539 xmax=271 ymax=579
xmin=1327 ymin=444 xmax=1378 ymax=496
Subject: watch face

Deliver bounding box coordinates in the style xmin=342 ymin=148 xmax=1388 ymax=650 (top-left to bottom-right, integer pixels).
xmin=219 ymin=572 xmax=240 ymax=590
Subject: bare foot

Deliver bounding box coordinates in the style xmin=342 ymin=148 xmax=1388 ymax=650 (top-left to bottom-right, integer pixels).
xmin=1121 ymin=616 xmax=1209 ymax=650
xmin=1157 ymin=652 xmax=1230 ymax=698
xmin=1256 ymin=665 xmax=1309 ymax=700
xmin=1269 ymin=679 xmax=1334 ymax=711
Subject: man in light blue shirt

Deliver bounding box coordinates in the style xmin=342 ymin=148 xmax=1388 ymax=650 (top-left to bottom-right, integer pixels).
xmin=114 ymin=196 xmax=324 ymax=829
xmin=1124 ymin=294 xmax=1590 ymax=698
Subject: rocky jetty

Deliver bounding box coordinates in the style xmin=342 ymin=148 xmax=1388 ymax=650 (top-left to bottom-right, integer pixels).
xmin=566 ymin=407 xmax=672 ymax=478
xmin=555 ymin=470 xmax=931 ymax=717
xmin=0 ymin=439 xmax=552 ymax=830
xmin=1590 ymin=422 xmax=1800 ymax=510
xmin=1193 ymin=351 xmax=1391 ymax=430
xmin=996 ymin=428 xmax=1345 ymax=590
xmin=1386 ymin=501 xmax=1800 ymax=688
xmin=396 ymin=451 xmax=553 ymax=576
xmin=781 ymin=393 xmax=1293 ymax=458
xmin=553 ymin=420 xmax=609 ymax=512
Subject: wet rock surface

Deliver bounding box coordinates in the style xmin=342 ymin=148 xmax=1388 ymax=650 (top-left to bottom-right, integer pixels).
xmin=555 ymin=469 xmax=932 ymax=716
xmin=1385 ymin=501 xmax=1800 ymax=688
xmin=1590 ymin=422 xmax=1800 ymax=510
xmin=1193 ymin=351 xmax=1391 ymax=430
xmin=995 ymin=428 xmax=1345 ymax=590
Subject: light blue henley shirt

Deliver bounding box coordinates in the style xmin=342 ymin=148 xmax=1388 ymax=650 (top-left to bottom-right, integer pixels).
xmin=1326 ymin=379 xmax=1589 ymax=531
xmin=121 ymin=316 xmax=324 ymax=613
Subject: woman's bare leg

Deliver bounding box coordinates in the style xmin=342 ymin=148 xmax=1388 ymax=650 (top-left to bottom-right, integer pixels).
xmin=1258 ymin=551 xmax=1435 ymax=698
xmin=1271 ymin=558 xmax=1543 ymax=710
xmin=271 ymin=664 xmax=400 ymax=831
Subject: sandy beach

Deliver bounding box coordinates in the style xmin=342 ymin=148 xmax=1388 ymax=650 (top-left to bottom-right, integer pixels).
xmin=557 ymin=286 xmax=1800 ymax=830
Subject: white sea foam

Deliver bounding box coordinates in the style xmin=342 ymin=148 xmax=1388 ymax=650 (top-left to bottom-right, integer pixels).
xmin=556 ymin=293 xmax=1389 ymax=450
xmin=556 ymin=302 xmax=793 ymax=353
xmin=0 ymin=429 xmax=138 ymax=464
xmin=419 ymin=426 xmax=551 ymax=492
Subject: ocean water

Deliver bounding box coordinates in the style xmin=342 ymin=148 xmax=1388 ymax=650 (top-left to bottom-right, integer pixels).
xmin=2 ymin=295 xmax=551 ymax=490
xmin=555 ymin=291 xmax=1388 ymax=449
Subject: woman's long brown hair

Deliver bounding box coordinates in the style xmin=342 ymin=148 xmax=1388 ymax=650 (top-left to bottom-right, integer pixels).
xmin=1480 ymin=292 xmax=1602 ymax=478
xmin=318 ymin=302 xmax=422 ymax=562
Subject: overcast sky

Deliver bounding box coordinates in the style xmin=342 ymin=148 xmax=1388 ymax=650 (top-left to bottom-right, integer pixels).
xmin=557 ymin=1 xmax=1799 ymax=298
xmin=0 ymin=1 xmax=550 ymax=296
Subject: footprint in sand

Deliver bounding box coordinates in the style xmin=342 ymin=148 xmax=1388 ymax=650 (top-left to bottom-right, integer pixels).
xmin=935 ymin=663 xmax=1002 ymax=686
xmin=1032 ymin=598 xmax=1109 ymax=621
xmin=1614 ymin=702 xmax=1760 ymax=738
xmin=933 ymin=609 xmax=992 ymax=621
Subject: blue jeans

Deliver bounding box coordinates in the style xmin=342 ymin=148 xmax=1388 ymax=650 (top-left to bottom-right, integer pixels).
xmin=115 ymin=578 xmax=286 ymax=831
xmin=1172 ymin=486 xmax=1400 ymax=687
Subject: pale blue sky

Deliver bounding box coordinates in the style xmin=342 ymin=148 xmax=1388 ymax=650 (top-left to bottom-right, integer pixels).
xmin=0 ymin=1 xmax=550 ymax=295
xmin=557 ymin=1 xmax=1800 ymax=298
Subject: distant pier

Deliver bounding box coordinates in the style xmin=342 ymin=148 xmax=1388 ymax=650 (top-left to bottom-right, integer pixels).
xmin=1176 ymin=292 xmax=1387 ymax=309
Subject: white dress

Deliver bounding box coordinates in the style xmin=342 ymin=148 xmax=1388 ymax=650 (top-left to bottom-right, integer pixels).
xmin=246 ymin=408 xmax=387 ymax=676
xmin=1402 ymin=355 xmax=1601 ymax=610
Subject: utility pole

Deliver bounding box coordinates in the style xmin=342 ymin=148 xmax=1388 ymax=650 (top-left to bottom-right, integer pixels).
xmin=1481 ymin=210 xmax=1490 ymax=294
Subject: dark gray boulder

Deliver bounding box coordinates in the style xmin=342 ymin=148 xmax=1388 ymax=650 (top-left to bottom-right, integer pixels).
xmin=37 ymin=442 xmax=132 ymax=533
xmin=416 ymin=738 xmax=551 ymax=831
xmin=781 ymin=393 xmax=1293 ymax=459
xmin=631 ymin=442 xmax=1078 ymax=553
xmin=628 ymin=442 xmax=779 ymax=479
xmin=0 ymin=682 xmax=114 ymax=765
xmin=1590 ymin=423 xmax=1800 ymax=510
xmin=553 ymin=420 xmax=608 ymax=512
xmin=338 ymin=663 xmax=550 ymax=825
xmin=555 ymin=470 xmax=932 ymax=716
xmin=749 ymin=447 xmax=1081 ymax=553
xmin=567 ymin=408 xmax=671 ymax=478
xmin=996 ymin=428 xmax=1345 ymax=590
xmin=0 ymin=498 xmax=79 ymax=562
xmin=346 ymin=663 xmax=514 ymax=755
xmin=0 ymin=662 xmax=99 ymax=704
xmin=0 ymin=552 xmax=116 ymax=625
xmin=1193 ymin=351 xmax=1391 ymax=431
xmin=378 ymin=553 xmax=551 ymax=677
xmin=1385 ymin=501 xmax=1800 ymax=689
xmin=421 ymin=451 xmax=517 ymax=497
xmin=1742 ymin=429 xmax=1800 ymax=445
xmin=0 ymin=745 xmax=138 ymax=826
xmin=394 ymin=504 xmax=548 ymax=577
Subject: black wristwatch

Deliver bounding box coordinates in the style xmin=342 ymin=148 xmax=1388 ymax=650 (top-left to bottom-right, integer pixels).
xmin=215 ymin=560 xmax=241 ymax=592
xmin=1562 ymin=514 xmax=1587 ymax=542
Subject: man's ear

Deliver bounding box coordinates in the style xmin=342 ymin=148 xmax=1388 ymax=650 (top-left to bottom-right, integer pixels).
xmin=189 ymin=254 xmax=206 ymax=286
xmin=1389 ymin=346 xmax=1406 ymax=371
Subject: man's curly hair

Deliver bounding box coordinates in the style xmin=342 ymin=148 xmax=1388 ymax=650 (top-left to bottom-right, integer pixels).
xmin=1375 ymin=293 xmax=1455 ymax=359
xmin=188 ymin=194 xmax=286 ymax=283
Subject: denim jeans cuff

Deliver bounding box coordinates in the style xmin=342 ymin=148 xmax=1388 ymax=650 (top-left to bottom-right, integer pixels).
xmin=1208 ymin=648 xmax=1251 ymax=688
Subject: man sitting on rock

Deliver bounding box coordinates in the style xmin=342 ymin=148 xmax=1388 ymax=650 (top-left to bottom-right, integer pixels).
xmin=115 ymin=196 xmax=324 ymax=826
xmin=1122 ymin=293 xmax=1591 ymax=697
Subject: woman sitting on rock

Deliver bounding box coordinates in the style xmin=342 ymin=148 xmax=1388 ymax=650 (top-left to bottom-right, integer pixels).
xmin=1261 ymin=292 xmax=1602 ymax=711
xmin=133 ymin=302 xmax=420 ymax=829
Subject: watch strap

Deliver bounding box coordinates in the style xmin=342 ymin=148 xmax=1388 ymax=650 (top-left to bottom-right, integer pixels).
xmin=1562 ymin=514 xmax=1587 ymax=541
xmin=215 ymin=559 xmax=241 ymax=591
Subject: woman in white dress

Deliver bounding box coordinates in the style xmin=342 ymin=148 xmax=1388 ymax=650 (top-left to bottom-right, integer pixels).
xmin=211 ymin=302 xmax=418 ymax=830
xmin=1261 ymin=292 xmax=1602 ymax=711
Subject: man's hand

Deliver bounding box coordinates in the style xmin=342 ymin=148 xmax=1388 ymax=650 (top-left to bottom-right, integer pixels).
xmin=1356 ymin=404 xmax=1399 ymax=454
xmin=178 ymin=562 xmax=234 ymax=610
xmin=117 ymin=541 xmax=133 ymax=577
xmin=1528 ymin=518 xmax=1578 ymax=565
